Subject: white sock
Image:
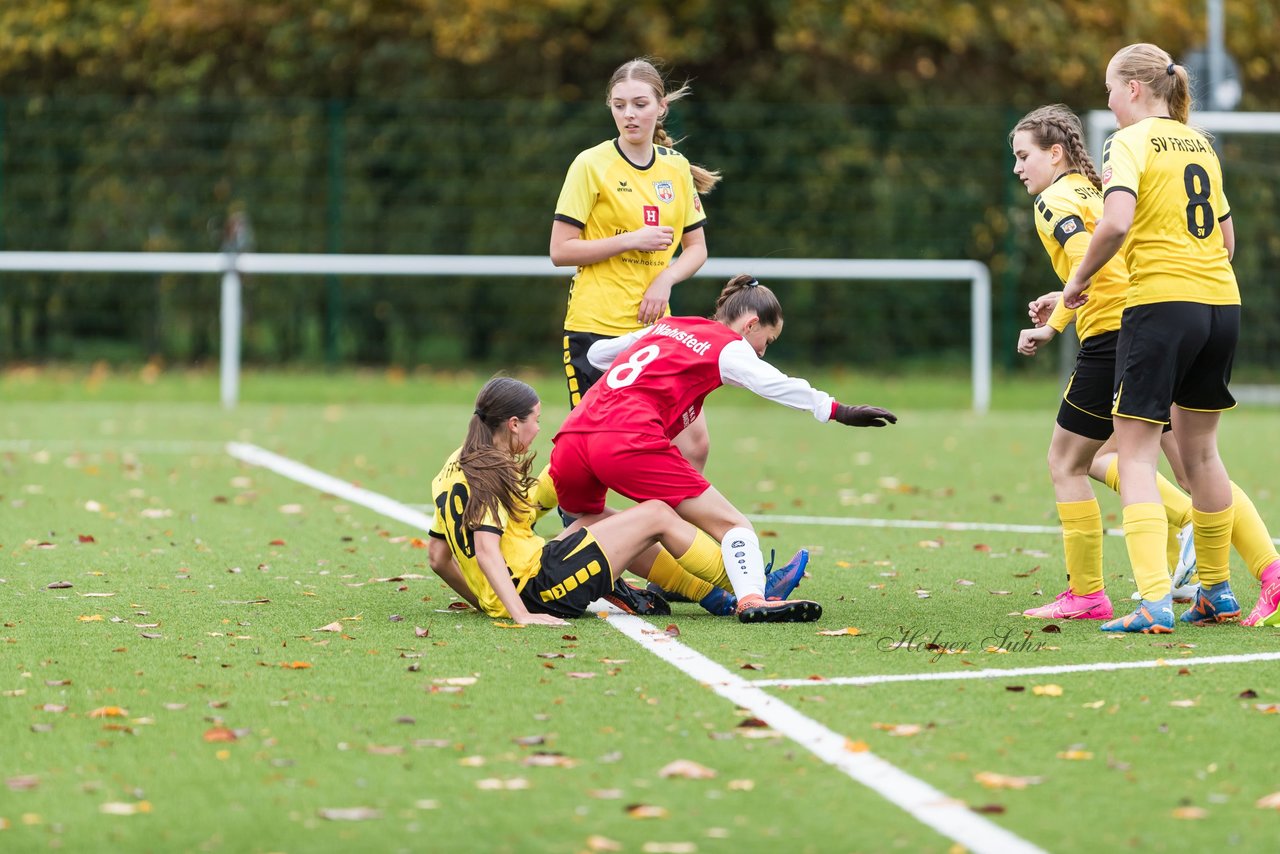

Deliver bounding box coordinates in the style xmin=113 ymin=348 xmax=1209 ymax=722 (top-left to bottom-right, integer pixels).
xmin=721 ymin=526 xmax=765 ymax=600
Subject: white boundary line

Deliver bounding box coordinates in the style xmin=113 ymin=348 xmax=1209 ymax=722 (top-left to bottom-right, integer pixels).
xmin=751 ymin=650 xmax=1280 ymax=688
xmin=226 ymin=441 xmax=1043 ymax=854
xmin=748 ymin=512 xmax=1280 ymax=546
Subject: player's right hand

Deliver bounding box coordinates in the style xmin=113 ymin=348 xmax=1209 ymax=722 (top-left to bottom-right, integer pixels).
xmin=1027 ymin=291 xmax=1061 ymax=327
xmin=631 ymin=225 xmax=674 ymax=252
xmin=833 ymin=404 xmax=897 ymax=428
xmin=1017 ymin=325 xmax=1056 ymax=357
xmin=517 ymin=612 xmax=570 ymax=627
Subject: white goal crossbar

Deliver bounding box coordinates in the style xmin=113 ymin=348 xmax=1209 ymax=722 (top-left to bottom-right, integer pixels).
xmin=0 ymin=252 xmax=991 ymax=413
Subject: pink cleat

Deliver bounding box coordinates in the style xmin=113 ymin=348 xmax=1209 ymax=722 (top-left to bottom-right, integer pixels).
xmin=1023 ymin=589 xmax=1113 ymax=620
xmin=1242 ymin=560 xmax=1280 ymax=627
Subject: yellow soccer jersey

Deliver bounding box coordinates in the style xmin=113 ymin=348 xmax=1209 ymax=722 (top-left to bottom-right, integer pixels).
xmin=1101 ymin=117 xmax=1238 ymax=307
xmin=428 ymin=450 xmax=559 ymax=618
xmin=555 ymin=139 xmax=707 ymax=336
xmin=1034 ymin=172 xmax=1127 ymax=342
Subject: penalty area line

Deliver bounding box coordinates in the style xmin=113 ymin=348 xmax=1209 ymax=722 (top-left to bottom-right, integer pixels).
xmin=750 ymin=650 xmax=1280 ymax=688
xmin=227 ymin=441 xmax=1044 ymax=854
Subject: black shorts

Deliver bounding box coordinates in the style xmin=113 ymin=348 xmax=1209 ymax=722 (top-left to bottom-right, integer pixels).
xmin=1113 ymin=302 xmax=1239 ymax=424
xmin=1057 ymin=330 xmax=1119 ymax=441
xmin=519 ymin=527 xmax=614 ymax=618
xmin=563 ymin=331 xmax=612 ymax=409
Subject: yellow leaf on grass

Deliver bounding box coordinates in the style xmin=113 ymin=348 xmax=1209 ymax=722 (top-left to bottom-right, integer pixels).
xmin=1082 ymin=700 xmax=1106 ymax=709
xmin=624 ymin=803 xmax=669 ymax=819
xmin=492 ymin=622 xmax=525 ymax=629
xmin=844 ymin=739 xmax=870 ymax=753
xmin=99 ymin=801 xmax=152 ymax=816
xmin=88 ymin=706 xmax=128 ymax=718
xmin=817 ymin=627 xmax=861 ymax=636
xmin=1172 ymin=806 xmax=1208 ymax=820
xmin=873 ymin=722 xmax=923 ymax=737
xmin=1056 ymin=750 xmax=1094 ymax=761
xmin=279 ymin=661 xmax=312 ymax=669
xmin=974 ymin=771 xmax=1045 ymax=790
xmin=1169 ymin=699 xmax=1198 ymax=708
xmin=657 ymin=759 xmax=717 ymax=779
xmin=77 ymin=615 xmax=104 ymax=622
xmin=1032 ymin=684 xmax=1063 ymax=697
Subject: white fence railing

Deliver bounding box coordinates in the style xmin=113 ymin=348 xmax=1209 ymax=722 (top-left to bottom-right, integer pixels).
xmin=0 ymin=253 xmax=992 ymax=413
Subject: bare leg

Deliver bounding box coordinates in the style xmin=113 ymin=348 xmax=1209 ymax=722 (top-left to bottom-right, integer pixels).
xmin=672 ymin=409 xmax=710 ymax=472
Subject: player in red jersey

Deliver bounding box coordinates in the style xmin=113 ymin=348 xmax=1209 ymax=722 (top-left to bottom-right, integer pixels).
xmin=549 ymin=274 xmax=897 ymax=623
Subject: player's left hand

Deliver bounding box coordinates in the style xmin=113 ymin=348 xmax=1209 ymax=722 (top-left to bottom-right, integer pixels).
xmin=638 ymin=277 xmax=673 ymax=325
xmin=1017 ymin=324 xmax=1056 ymax=357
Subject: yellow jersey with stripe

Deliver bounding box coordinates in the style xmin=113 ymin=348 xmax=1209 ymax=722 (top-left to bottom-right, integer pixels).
xmin=428 ymin=450 xmax=558 ymax=618
xmin=1034 ymin=172 xmax=1127 ymax=342
xmin=554 ymin=139 xmax=707 ymax=336
xmin=1101 ymin=117 xmax=1238 ymax=307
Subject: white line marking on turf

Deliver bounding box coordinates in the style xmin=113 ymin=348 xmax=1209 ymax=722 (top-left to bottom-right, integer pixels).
xmin=747 ymin=512 xmax=1280 ymax=545
xmin=0 ymin=439 xmax=226 ymax=454
xmin=750 ymin=650 xmax=1280 ymax=688
xmin=229 ymin=441 xmax=1044 ymax=854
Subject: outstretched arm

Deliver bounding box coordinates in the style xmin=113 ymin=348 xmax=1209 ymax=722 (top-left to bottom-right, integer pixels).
xmin=473 ymin=531 xmax=567 ymax=627
xmin=1063 ymin=191 xmax=1133 ymax=308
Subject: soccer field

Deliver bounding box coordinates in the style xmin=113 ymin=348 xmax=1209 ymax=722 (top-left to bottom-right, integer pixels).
xmin=4 ymin=380 xmax=1280 ymax=853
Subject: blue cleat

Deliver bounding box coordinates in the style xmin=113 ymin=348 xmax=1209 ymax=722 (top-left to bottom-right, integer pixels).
xmin=1179 ymin=580 xmax=1241 ymax=625
xmin=1101 ymin=596 xmax=1174 ymax=634
xmin=699 ymin=585 xmax=737 ymax=617
xmin=764 ymin=549 xmax=809 ymax=601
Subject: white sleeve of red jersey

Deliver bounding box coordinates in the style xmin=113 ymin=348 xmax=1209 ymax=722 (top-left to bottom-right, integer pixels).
xmin=586 ymin=330 xmax=648 ymax=372
xmin=718 ymin=339 xmax=835 ymax=422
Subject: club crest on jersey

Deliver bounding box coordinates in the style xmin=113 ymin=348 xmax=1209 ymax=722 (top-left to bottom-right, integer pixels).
xmin=1061 ymin=219 xmax=1077 ymax=235
xmin=1101 ymin=167 xmax=1113 ymax=185
xmin=652 ymin=180 xmax=675 ymax=204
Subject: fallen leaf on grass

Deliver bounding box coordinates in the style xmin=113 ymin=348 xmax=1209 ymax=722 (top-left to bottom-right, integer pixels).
xmin=476 ymin=778 xmax=530 ymax=790
xmin=658 ymin=759 xmax=716 ymax=779
xmin=1056 ymin=750 xmax=1094 ymax=761
xmin=414 ymin=626 xmax=430 ymax=638
xmin=317 ymin=807 xmax=381 ymax=821
xmin=524 ymin=752 xmax=577 ymax=768
xmin=78 ymin=534 xmax=96 ymax=543
xmin=46 ymin=581 xmax=74 ymax=589
xmin=366 ymin=744 xmax=404 ymax=756
xmin=625 ymin=803 xmax=669 ymax=819
xmin=279 ymin=504 xmax=304 ymax=515
xmin=567 ymin=672 xmax=597 ymax=679
xmin=971 ymin=804 xmax=1006 ymax=814
xmin=664 ymin=624 xmax=680 ymax=637
xmin=1256 ymin=792 xmax=1280 ymax=810
xmin=6 ymin=776 xmax=39 ymax=791
xmin=39 ymin=704 xmax=67 ymax=713
xmin=973 ymin=543 xmax=991 ymax=552
xmin=1082 ymin=700 xmax=1106 ymax=709
xmin=739 ymin=662 xmax=763 ymax=670
xmin=492 ymin=622 xmax=525 ymax=629
xmin=589 ymin=789 xmax=624 ymax=800
xmin=433 ymin=677 xmax=477 ymax=687
xmin=817 ymin=627 xmax=860 ymax=636
xmin=872 ymin=723 xmax=923 ymax=737
xmin=1254 ymin=703 xmax=1280 ymax=714
xmin=88 ymin=706 xmax=127 ymax=718
xmin=268 ymin=539 xmax=286 ymax=546
xmin=642 ymin=844 xmax=697 ymax=854
xmin=844 ymin=739 xmax=870 ymax=753
xmin=77 ymin=615 xmax=104 ymax=622
xmin=1031 ymin=684 xmax=1063 ymax=697
xmin=99 ymin=801 xmax=152 ymax=816
xmin=314 ymin=622 xmax=343 ymax=633
xmin=1172 ymin=806 xmax=1207 ymax=820
xmin=586 ymin=836 xmax=623 ymax=852
xmin=1239 ymin=689 xmax=1258 ymax=699
xmin=974 ymin=771 xmax=1045 ymax=790
xmin=279 ymin=661 xmax=312 ymax=669
xmin=1169 ymin=699 xmax=1198 ymax=708
xmin=203 ymin=727 xmax=239 ymax=743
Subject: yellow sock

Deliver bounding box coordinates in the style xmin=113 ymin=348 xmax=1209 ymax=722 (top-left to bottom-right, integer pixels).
xmin=1157 ymin=473 xmax=1194 ymax=529
xmin=675 ymin=529 xmax=732 ymax=590
xmin=645 ymin=549 xmax=714 ymax=601
xmin=1192 ymin=505 xmax=1234 ymax=587
xmin=1103 ymin=457 xmax=1120 ymax=492
xmin=1229 ymin=483 xmax=1280 ymax=580
xmin=1123 ymin=503 xmax=1171 ymax=601
xmin=1058 ymin=499 xmax=1103 ymax=595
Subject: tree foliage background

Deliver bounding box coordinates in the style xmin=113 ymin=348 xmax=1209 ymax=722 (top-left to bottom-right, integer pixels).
xmin=1 ymin=0 xmax=1278 ymax=372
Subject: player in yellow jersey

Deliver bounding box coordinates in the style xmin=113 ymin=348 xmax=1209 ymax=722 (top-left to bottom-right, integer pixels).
xmin=1010 ymin=105 xmax=1202 ymax=620
xmin=1062 ymin=44 xmax=1280 ymax=632
xmin=550 ymin=57 xmax=718 ymax=471
xmin=426 ymin=377 xmax=800 ymax=625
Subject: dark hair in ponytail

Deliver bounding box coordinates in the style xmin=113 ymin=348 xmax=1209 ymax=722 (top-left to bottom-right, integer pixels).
xmin=458 ymin=377 xmax=540 ymax=530
xmin=1010 ymin=104 xmax=1102 ymax=191
xmin=712 ymin=274 xmax=782 ymax=327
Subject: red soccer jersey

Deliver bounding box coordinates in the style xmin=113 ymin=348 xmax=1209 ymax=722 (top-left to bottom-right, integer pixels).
xmin=556 ymin=317 xmax=739 ymax=440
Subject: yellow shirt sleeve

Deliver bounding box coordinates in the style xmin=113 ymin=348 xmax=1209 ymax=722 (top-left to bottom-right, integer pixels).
xmin=1047 ymin=298 xmax=1075 ymax=334
xmin=1101 ymin=131 xmax=1140 ymax=199
xmin=554 ymin=153 xmax=598 ymax=228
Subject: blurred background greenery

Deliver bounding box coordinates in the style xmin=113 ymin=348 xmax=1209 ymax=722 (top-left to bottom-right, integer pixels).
xmin=0 ymin=0 xmax=1277 ymax=375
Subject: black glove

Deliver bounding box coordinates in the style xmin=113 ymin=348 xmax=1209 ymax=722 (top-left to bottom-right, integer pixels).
xmin=832 ymin=403 xmax=898 ymax=428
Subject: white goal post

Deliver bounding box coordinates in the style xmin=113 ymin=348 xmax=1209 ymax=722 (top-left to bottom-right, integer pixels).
xmin=0 ymin=253 xmax=991 ymax=413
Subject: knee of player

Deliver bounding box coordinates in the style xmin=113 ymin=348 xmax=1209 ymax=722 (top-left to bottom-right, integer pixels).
xmin=1046 ymin=448 xmax=1090 ymax=482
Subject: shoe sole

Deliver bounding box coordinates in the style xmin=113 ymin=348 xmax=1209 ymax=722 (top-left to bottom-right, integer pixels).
xmin=1101 ymin=624 xmax=1174 ymax=634
xmin=1180 ymin=611 xmax=1240 ymax=626
xmin=738 ymin=600 xmax=823 ymax=624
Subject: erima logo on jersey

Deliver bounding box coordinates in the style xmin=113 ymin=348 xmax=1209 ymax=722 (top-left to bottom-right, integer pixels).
xmin=616 ymin=180 xmax=632 ymax=193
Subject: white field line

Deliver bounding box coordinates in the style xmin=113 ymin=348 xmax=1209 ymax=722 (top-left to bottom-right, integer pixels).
xmin=748 ymin=512 xmax=1280 ymax=546
xmin=228 ymin=441 xmax=1043 ymax=854
xmin=750 ymin=650 xmax=1280 ymax=688
xmin=0 ymin=438 xmax=226 ymax=454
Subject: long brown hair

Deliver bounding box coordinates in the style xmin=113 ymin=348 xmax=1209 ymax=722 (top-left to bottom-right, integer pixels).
xmin=606 ymin=57 xmax=722 ymax=194
xmin=1110 ymin=43 xmax=1192 ymax=125
xmin=1009 ymin=104 xmax=1103 ymax=191
xmin=458 ymin=377 xmax=540 ymax=530
xmin=712 ymin=274 xmax=782 ymax=327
